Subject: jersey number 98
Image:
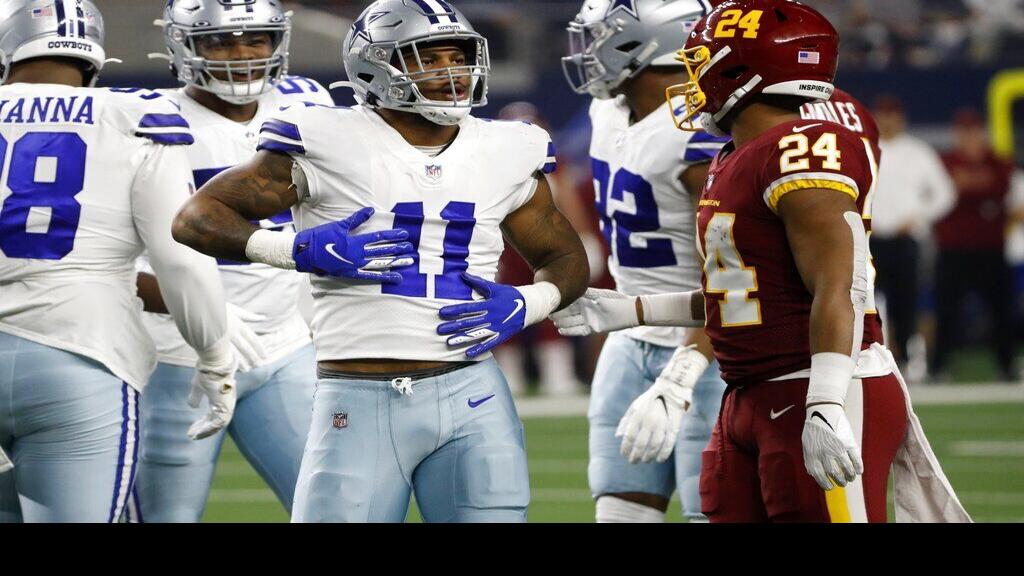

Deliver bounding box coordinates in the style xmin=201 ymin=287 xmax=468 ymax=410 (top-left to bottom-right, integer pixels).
xmin=0 ymin=132 xmax=87 ymax=260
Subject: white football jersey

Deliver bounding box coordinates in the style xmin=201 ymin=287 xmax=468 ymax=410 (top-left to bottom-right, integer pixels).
xmin=141 ymin=77 xmax=332 ymax=367
xmin=0 ymin=84 xmax=196 ymax=388
xmin=589 ymin=97 xmax=728 ymax=347
xmin=258 ymin=104 xmax=555 ymax=362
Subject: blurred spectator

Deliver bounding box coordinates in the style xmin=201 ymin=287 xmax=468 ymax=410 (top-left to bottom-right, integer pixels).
xmin=931 ymin=108 xmax=1019 ymax=382
xmin=870 ymin=96 xmax=956 ymax=369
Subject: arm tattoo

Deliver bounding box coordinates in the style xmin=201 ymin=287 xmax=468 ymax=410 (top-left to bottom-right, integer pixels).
xmin=172 ymin=151 xmax=298 ymax=262
xmin=206 ymin=151 xmax=297 ymax=221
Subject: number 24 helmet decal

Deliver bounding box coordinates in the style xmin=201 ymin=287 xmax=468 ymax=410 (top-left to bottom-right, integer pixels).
xmin=668 ymin=0 xmax=839 ymax=136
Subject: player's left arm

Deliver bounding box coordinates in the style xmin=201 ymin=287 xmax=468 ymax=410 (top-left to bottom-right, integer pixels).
xmin=778 ymin=186 xmax=867 ymax=491
xmin=614 ymin=158 xmax=716 ymax=464
xmin=501 ymin=174 xmax=589 ymax=308
xmin=437 ymin=175 xmax=589 ymax=358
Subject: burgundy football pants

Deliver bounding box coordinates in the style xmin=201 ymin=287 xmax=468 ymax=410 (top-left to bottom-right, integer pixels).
xmin=700 ymin=375 xmax=908 ymax=522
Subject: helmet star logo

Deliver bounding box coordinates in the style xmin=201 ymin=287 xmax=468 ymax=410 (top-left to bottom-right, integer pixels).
xmin=349 ymin=10 xmax=390 ymax=50
xmin=606 ymin=0 xmax=638 ymax=19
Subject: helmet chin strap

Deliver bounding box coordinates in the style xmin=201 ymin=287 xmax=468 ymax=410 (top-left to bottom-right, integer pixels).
xmin=699 ymin=111 xmax=728 ymax=137
xmin=414 ymin=104 xmax=470 ymax=126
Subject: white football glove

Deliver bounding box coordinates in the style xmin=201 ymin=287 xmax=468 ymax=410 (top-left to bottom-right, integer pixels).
xmin=187 ymin=353 xmax=238 ymax=441
xmin=616 ymin=345 xmax=709 ymax=464
xmin=550 ymin=288 xmax=639 ymax=337
xmin=0 ymin=445 xmax=12 ymax=473
xmin=801 ymin=403 xmax=864 ymax=490
xmin=226 ymin=303 xmax=267 ymax=372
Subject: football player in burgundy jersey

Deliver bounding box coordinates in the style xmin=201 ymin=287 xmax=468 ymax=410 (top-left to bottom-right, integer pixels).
xmin=554 ymin=0 xmax=922 ymax=522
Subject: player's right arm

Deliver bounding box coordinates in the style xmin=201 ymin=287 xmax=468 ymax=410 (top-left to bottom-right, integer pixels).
xmin=173 ymin=144 xmax=413 ymax=281
xmin=172 ymin=149 xmax=296 ymax=263
xmin=615 ymin=134 xmax=724 ymax=464
xmin=131 ymin=142 xmax=237 ymax=440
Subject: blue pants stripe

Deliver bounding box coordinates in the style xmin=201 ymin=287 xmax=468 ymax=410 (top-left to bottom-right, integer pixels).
xmin=107 ymin=384 xmax=136 ymax=523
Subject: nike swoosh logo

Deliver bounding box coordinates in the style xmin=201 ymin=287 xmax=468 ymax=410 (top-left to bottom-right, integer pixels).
xmin=468 ymin=394 xmax=495 ymax=408
xmin=792 ymin=123 xmax=823 ymax=133
xmin=502 ymin=299 xmax=525 ymax=324
xmin=770 ymin=404 xmax=795 ymax=420
xmin=810 ymin=411 xmax=835 ymax=431
xmin=324 ymin=243 xmax=354 ymax=265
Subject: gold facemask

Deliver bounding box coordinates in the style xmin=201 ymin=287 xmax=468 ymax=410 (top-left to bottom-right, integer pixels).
xmin=665 ymin=45 xmax=711 ymax=132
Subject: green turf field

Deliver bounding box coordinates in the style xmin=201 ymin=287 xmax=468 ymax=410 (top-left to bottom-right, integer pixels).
xmin=201 ymin=399 xmax=1024 ymax=522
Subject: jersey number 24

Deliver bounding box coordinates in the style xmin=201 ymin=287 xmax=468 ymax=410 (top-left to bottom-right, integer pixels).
xmin=0 ymin=132 xmax=86 ymax=260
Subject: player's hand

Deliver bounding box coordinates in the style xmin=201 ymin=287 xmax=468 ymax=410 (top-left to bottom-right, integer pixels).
xmin=550 ymin=288 xmax=639 ymax=337
xmin=226 ymin=303 xmax=267 ymax=372
xmin=187 ymin=354 xmax=238 ymax=441
xmin=293 ymin=207 xmax=415 ymax=282
xmin=801 ymin=403 xmax=864 ymax=490
xmin=438 ymin=273 xmax=527 ymax=359
xmin=616 ymin=345 xmax=708 ymax=464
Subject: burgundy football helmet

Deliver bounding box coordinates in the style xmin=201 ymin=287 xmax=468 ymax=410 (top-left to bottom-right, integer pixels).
xmin=666 ymin=0 xmax=839 ymax=135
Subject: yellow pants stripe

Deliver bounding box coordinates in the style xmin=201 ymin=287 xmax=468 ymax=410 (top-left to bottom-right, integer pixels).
xmin=825 ymin=485 xmax=852 ymax=523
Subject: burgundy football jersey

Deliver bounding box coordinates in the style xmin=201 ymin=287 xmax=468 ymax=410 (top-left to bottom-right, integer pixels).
xmin=801 ymin=88 xmax=885 ymax=346
xmin=697 ymin=120 xmax=879 ymax=385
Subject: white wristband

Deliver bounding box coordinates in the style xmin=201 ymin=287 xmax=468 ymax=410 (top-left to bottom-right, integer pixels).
xmin=806 ymin=352 xmax=855 ymax=406
xmin=245 ymin=229 xmax=297 ymax=270
xmin=638 ymin=291 xmax=700 ymax=327
xmin=519 ymin=281 xmax=562 ymax=328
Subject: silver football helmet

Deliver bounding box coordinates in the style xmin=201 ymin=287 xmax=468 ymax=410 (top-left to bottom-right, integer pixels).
xmin=0 ymin=0 xmax=106 ymax=85
xmin=563 ymin=0 xmax=710 ymax=99
xmin=156 ymin=0 xmax=291 ymax=105
xmin=338 ymin=0 xmax=489 ymax=126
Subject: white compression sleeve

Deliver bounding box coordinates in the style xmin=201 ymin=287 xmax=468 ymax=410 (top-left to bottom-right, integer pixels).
xmin=638 ymin=291 xmax=703 ymax=327
xmin=131 ymin=143 xmax=231 ymax=362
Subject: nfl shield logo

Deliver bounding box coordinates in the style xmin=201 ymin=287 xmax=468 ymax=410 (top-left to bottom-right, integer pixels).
xmin=425 ymin=164 xmax=443 ymax=181
xmin=333 ymin=412 xmax=348 ymax=429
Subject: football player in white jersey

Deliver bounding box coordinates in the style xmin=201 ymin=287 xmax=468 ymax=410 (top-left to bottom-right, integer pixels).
xmin=126 ymin=0 xmax=338 ymax=523
xmin=561 ymin=0 xmax=729 ymax=522
xmin=173 ymin=0 xmax=589 ymax=523
xmin=0 ymin=0 xmax=238 ymax=522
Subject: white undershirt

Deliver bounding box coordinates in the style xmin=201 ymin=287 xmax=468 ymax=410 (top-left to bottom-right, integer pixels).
xmin=414 ymin=143 xmax=447 ymax=157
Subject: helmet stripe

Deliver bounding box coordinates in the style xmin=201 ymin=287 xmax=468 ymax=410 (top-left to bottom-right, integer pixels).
xmin=75 ymin=3 xmax=87 ymax=39
xmin=410 ymin=0 xmax=441 ymax=24
xmin=54 ymin=0 xmax=67 ymax=37
xmin=431 ymin=0 xmax=460 ymax=24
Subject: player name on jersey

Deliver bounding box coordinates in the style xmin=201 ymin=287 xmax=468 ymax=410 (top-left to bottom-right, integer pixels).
xmin=0 ymin=96 xmax=94 ymax=125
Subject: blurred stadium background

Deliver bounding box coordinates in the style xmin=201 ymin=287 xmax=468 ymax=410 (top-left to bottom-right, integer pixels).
xmin=99 ymin=0 xmax=1024 ymax=521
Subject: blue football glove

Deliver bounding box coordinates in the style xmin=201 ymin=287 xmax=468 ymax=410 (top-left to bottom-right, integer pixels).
xmin=438 ymin=273 xmax=527 ymax=359
xmin=293 ymin=207 xmax=414 ymax=283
